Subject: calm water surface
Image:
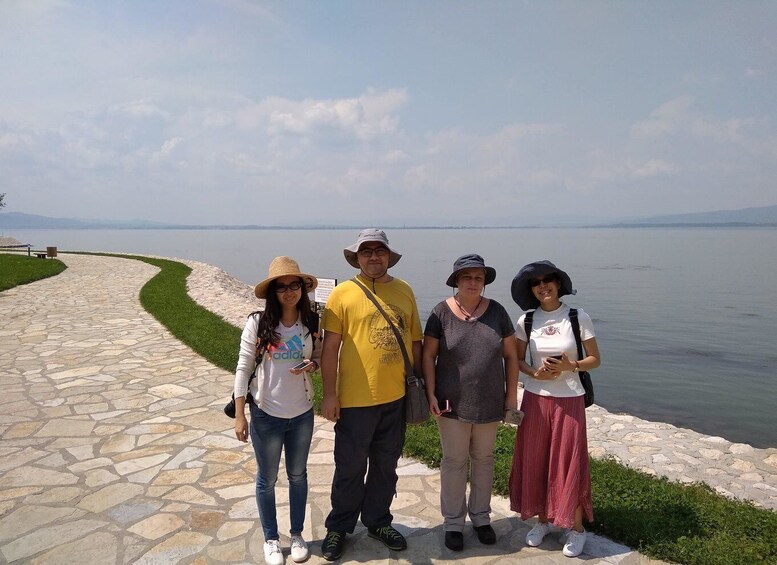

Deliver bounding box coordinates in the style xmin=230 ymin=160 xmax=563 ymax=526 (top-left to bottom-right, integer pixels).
xmin=10 ymin=227 xmax=777 ymax=447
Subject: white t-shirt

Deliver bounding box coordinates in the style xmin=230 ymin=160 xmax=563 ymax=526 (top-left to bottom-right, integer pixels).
xmin=234 ymin=314 xmax=318 ymax=418
xmin=516 ymin=303 xmax=595 ymax=398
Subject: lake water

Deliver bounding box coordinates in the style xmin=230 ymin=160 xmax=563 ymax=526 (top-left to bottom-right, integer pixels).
xmin=8 ymin=227 xmax=777 ymax=448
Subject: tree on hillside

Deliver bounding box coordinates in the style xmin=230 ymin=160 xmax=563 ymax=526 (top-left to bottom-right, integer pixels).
xmin=0 ymin=193 xmax=5 ymax=209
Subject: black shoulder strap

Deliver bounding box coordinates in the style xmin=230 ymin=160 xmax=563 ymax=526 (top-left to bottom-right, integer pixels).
xmin=569 ymin=308 xmax=585 ymax=360
xmin=523 ymin=310 xmax=534 ymax=365
xmin=351 ymin=278 xmax=416 ymax=382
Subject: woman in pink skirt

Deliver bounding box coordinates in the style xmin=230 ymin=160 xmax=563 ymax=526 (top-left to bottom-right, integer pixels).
xmin=508 ymin=260 xmax=601 ymax=558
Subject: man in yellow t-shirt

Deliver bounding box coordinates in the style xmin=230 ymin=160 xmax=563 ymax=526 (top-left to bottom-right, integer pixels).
xmin=320 ymin=229 xmax=422 ymax=561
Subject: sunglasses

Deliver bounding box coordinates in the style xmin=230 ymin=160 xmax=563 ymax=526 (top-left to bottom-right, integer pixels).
xmin=530 ymin=276 xmax=557 ymax=287
xmin=358 ymin=246 xmax=388 ymax=258
xmin=275 ymin=281 xmax=303 ymax=293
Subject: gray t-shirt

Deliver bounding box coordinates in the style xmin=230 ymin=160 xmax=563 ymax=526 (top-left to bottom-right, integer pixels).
xmin=424 ymin=299 xmax=515 ymax=424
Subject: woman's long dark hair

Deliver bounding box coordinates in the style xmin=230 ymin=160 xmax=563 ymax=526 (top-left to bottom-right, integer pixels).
xmin=255 ymin=277 xmax=317 ymax=351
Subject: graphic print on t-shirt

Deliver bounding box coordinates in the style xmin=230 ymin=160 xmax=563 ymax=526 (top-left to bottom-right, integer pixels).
xmin=269 ymin=334 xmax=305 ymax=362
xmin=368 ymin=304 xmax=407 ymax=365
xmin=540 ymin=326 xmax=560 ymax=336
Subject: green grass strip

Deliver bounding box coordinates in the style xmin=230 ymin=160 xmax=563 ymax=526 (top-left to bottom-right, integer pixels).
xmin=0 ymin=253 xmax=67 ymax=291
xmin=88 ymin=252 xmax=777 ymax=565
xmin=77 ymin=252 xmax=242 ymax=372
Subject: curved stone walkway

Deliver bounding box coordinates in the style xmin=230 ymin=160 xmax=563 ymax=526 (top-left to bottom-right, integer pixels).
xmin=0 ymin=253 xmax=668 ymax=564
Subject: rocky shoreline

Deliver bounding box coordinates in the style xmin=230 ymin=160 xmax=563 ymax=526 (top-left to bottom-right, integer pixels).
xmin=180 ymin=257 xmax=777 ymax=512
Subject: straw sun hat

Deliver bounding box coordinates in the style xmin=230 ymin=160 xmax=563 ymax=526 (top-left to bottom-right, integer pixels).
xmin=254 ymin=256 xmax=318 ymax=299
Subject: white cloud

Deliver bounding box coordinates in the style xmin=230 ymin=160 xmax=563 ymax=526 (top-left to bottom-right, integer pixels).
xmin=631 ymin=95 xmax=694 ymax=138
xmin=744 ymin=68 xmax=765 ymax=78
xmin=633 ymin=159 xmax=679 ymax=178
xmin=237 ymin=89 xmax=408 ymax=141
xmin=110 ymin=98 xmax=170 ymax=120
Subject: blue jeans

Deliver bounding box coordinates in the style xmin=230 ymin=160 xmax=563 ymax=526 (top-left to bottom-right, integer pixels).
xmin=249 ymin=404 xmax=314 ymax=540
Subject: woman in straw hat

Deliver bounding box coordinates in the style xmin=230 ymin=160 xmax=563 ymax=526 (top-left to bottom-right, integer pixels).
xmin=422 ymin=254 xmax=519 ymax=552
xmin=233 ymin=256 xmax=321 ymax=565
xmin=508 ymin=260 xmax=601 ymax=558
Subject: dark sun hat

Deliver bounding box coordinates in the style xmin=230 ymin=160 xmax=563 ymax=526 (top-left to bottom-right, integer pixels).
xmin=446 ymin=254 xmax=496 ymax=288
xmin=343 ymin=228 xmax=402 ymax=269
xmin=511 ymin=260 xmax=576 ymax=310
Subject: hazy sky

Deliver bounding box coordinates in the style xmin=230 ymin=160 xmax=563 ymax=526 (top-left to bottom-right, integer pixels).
xmin=1 ymin=1 xmax=776 ymax=225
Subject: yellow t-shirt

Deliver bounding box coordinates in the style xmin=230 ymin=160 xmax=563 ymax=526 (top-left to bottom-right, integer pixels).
xmin=322 ymin=274 xmax=423 ymax=408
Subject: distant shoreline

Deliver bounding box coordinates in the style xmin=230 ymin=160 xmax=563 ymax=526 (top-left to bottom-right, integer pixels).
xmin=4 ymin=223 xmax=777 ymax=230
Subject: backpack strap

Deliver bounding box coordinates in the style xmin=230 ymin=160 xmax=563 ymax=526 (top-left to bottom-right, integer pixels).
xmin=523 ymin=310 xmax=534 ymax=366
xmin=569 ymin=308 xmax=586 ymax=360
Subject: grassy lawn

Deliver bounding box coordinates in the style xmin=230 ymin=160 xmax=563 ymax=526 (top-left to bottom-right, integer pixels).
xmin=104 ymin=252 xmax=776 ymax=565
xmin=0 ymin=253 xmax=67 ymax=291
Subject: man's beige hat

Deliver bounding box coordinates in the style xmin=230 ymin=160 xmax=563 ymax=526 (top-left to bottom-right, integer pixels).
xmin=254 ymin=256 xmax=318 ymax=299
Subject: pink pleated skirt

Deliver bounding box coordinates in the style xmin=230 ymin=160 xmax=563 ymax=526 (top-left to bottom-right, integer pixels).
xmin=508 ymin=390 xmax=593 ymax=529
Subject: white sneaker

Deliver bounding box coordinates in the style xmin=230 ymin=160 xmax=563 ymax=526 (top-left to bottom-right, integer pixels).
xmin=525 ymin=521 xmax=551 ymax=547
xmin=264 ymin=539 xmax=284 ymax=565
xmin=290 ymin=534 xmax=309 ymax=563
xmin=562 ymin=529 xmax=587 ymax=557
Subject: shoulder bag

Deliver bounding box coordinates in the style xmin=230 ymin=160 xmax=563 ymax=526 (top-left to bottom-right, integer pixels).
xmin=351 ymin=278 xmax=430 ymax=424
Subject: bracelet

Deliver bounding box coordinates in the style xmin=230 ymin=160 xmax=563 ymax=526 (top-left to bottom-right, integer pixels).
xmin=573 ymin=361 xmax=580 ymax=373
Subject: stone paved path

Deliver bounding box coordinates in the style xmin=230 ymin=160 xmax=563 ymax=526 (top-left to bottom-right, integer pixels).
xmin=0 ymin=253 xmax=668 ymax=563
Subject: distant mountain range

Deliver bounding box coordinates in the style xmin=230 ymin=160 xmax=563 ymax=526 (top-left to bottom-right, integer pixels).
xmin=2 ymin=205 xmax=777 ymax=230
xmin=610 ymin=204 xmax=777 ymax=227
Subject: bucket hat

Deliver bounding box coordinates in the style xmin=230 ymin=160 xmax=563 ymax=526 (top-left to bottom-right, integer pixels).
xmin=510 ymin=260 xmax=576 ymax=310
xmin=446 ymin=254 xmax=496 ymax=287
xmin=254 ymin=256 xmax=318 ymax=299
xmin=343 ymin=228 xmax=402 ymax=269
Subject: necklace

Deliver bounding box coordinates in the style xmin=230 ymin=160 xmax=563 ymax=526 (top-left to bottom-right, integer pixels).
xmin=454 ymin=294 xmax=483 ymax=321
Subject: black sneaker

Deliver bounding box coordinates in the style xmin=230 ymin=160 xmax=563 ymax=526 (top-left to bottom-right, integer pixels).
xmin=474 ymin=524 xmax=496 ymax=544
xmin=367 ymin=525 xmax=407 ymax=551
xmin=444 ymin=530 xmax=464 ymax=551
xmin=321 ymin=530 xmax=346 ymax=561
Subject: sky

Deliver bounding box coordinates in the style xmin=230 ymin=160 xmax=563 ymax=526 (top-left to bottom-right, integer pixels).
xmin=1 ymin=0 xmax=776 ymax=226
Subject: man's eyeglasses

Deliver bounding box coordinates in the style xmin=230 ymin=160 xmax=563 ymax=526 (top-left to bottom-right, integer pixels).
xmin=275 ymin=281 xmax=303 ymax=293
xmin=530 ymin=276 xmax=557 ymax=287
xmin=358 ymin=246 xmax=388 ymax=258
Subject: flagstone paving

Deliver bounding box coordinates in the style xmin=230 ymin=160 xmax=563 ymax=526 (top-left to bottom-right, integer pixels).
xmin=0 ymin=252 xmax=739 ymax=564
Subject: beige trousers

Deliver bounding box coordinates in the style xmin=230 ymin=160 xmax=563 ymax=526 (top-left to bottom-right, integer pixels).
xmin=437 ymin=416 xmax=500 ymax=532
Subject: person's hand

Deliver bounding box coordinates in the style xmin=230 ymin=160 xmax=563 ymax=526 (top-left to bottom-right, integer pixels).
xmin=322 ymin=394 xmax=340 ymax=422
xmin=235 ymin=414 xmax=249 ymax=442
xmin=429 ymin=397 xmax=441 ymax=417
xmin=534 ymin=366 xmax=560 ymax=380
xmin=543 ymin=353 xmax=574 ymax=373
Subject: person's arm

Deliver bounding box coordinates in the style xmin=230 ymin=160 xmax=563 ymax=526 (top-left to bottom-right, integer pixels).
xmin=234 ymin=396 xmax=248 ymax=442
xmin=502 ymin=336 xmax=519 ymax=410
xmin=578 ymin=337 xmax=601 ymax=371
xmin=320 ymin=330 xmax=342 ymax=421
xmin=422 ymin=336 xmax=441 ymax=416
xmin=516 ymin=336 xmax=557 ymax=381
xmin=412 ymin=340 xmax=423 ymax=378
xmin=234 ymin=316 xmax=257 ymax=442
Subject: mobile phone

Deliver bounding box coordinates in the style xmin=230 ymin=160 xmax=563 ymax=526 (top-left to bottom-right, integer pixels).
xmin=549 ymin=355 xmax=563 ymax=361
xmin=440 ymin=399 xmax=452 ymax=413
xmin=291 ymin=360 xmax=314 ymax=371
